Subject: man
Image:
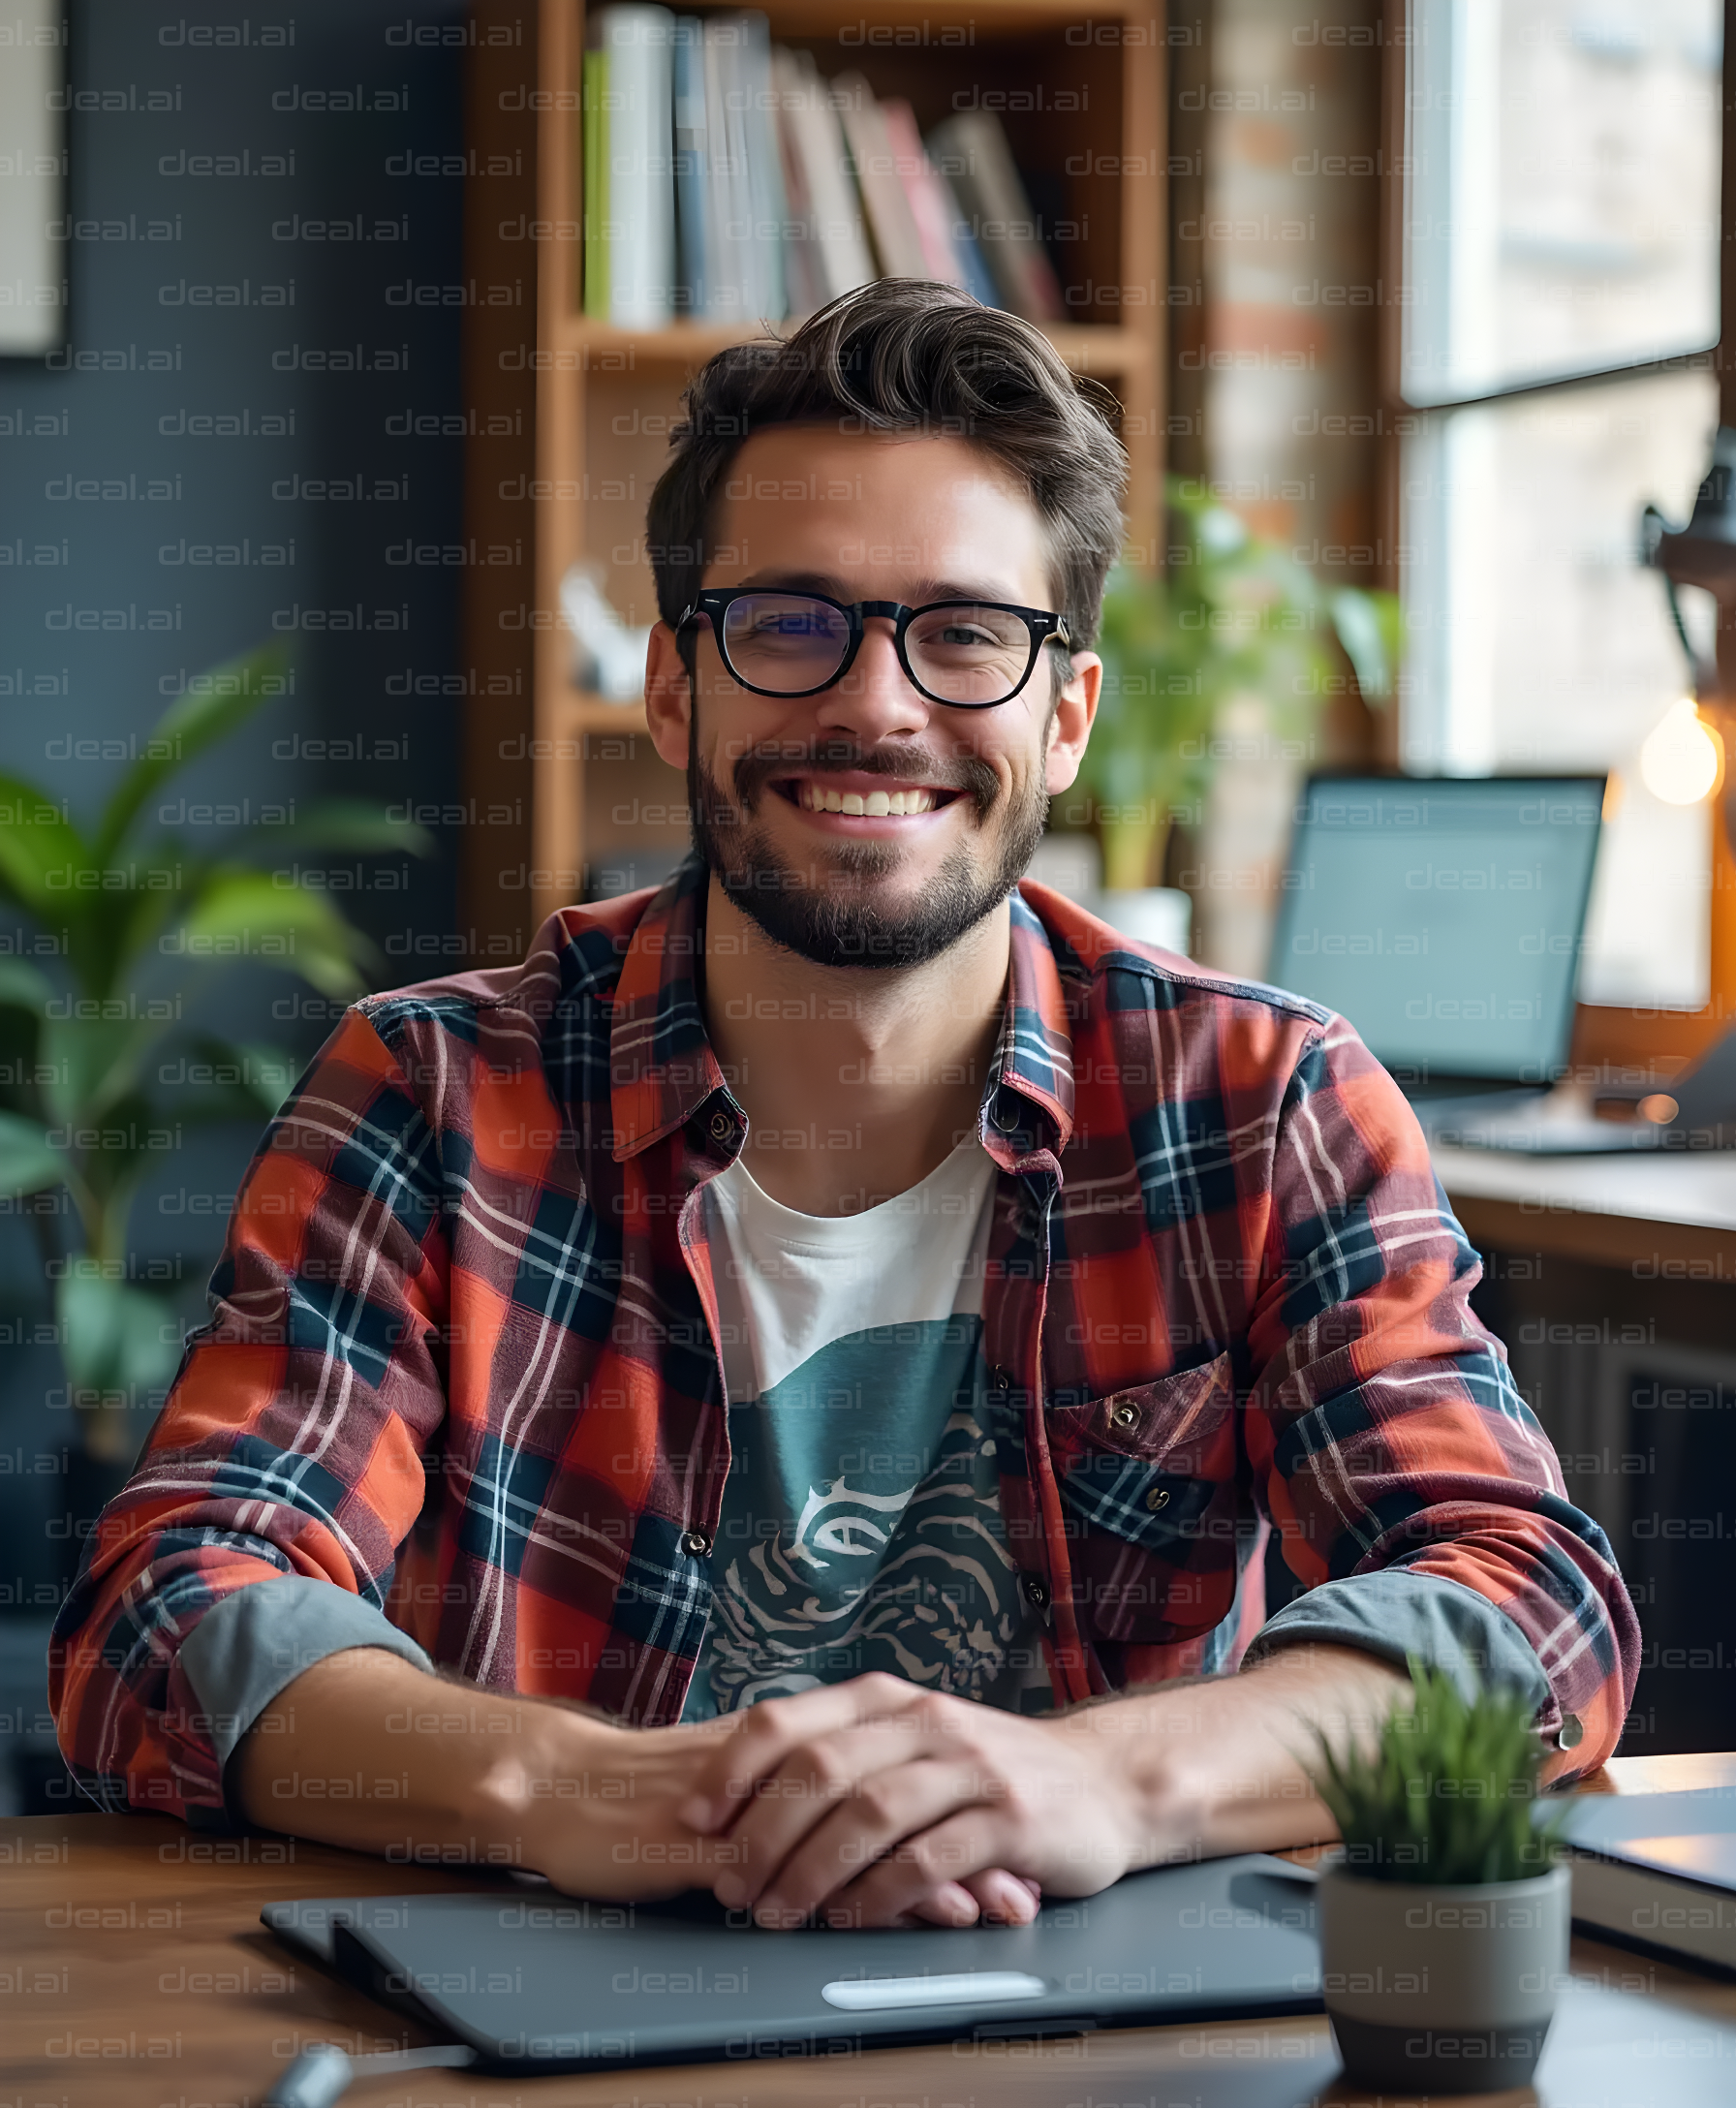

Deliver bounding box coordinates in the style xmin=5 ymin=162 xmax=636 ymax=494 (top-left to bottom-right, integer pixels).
xmin=51 ymin=283 xmax=1636 ymax=1934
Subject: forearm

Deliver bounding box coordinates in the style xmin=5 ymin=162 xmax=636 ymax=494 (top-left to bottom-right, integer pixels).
xmin=230 ymin=1647 xmax=730 ymax=1898
xmin=231 ymin=1648 xmax=577 ymax=1863
xmin=1079 ymin=1642 xmax=1413 ymax=1865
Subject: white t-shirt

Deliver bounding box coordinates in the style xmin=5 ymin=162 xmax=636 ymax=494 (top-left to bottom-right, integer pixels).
xmin=679 ymin=1140 xmax=1051 ymax=1720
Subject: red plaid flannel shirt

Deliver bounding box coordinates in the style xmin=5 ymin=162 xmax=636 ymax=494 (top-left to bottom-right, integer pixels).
xmin=51 ymin=860 xmax=1638 ymax=1821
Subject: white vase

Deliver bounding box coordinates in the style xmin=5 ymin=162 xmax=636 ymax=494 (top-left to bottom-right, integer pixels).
xmin=1317 ymin=1860 xmax=1571 ymax=2093
xmin=1094 ymin=886 xmax=1193 ymax=956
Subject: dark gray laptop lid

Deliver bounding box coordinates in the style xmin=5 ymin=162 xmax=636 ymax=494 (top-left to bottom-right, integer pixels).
xmin=264 ymin=1853 xmax=1321 ymax=2070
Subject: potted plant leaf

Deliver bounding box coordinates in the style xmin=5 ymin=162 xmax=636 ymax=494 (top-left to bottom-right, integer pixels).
xmin=1305 ymin=1662 xmax=1570 ymax=2093
xmin=0 ymin=642 xmax=432 ymax=1508
xmin=1071 ymin=478 xmax=1403 ymax=914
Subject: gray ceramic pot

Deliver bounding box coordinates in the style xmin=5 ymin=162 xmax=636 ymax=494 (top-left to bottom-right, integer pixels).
xmin=1317 ymin=1859 xmax=1571 ymax=2092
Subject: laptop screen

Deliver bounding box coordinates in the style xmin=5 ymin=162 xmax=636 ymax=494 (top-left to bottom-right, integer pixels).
xmin=1267 ymin=776 xmax=1605 ymax=1086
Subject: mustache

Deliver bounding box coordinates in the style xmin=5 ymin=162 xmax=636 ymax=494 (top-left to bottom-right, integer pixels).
xmin=728 ymin=738 xmax=1000 ymax=819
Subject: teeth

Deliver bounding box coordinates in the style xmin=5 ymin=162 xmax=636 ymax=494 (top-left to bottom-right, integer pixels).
xmin=797 ymin=782 xmax=938 ymax=816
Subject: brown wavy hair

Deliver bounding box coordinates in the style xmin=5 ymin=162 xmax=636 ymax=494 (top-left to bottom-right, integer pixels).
xmin=644 ymin=280 xmax=1128 ymax=665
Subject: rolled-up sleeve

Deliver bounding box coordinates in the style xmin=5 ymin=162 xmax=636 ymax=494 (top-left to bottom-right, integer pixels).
xmin=1239 ymin=1014 xmax=1639 ymax=1780
xmin=48 ymin=1006 xmax=450 ymax=1822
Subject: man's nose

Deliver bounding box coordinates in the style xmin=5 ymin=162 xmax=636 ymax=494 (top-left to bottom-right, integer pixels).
xmin=811 ymin=616 xmax=929 ymax=742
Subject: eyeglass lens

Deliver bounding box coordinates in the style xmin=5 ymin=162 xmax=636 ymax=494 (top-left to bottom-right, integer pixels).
xmin=718 ymin=594 xmax=1037 ymax=703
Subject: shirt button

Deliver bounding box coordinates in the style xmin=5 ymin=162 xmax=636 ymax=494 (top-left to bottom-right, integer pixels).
xmin=1020 ymin=1573 xmax=1049 ymax=1610
xmin=1109 ymin=1402 xmax=1139 ymax=1430
xmin=1555 ymin=1714 xmax=1584 ymax=1751
xmin=680 ymin=1529 xmax=712 ymax=1558
xmin=1145 ymin=1486 xmax=1170 ymax=1511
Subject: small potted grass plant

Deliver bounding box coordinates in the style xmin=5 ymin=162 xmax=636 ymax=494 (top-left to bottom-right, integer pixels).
xmin=1307 ymin=1662 xmax=1570 ymax=2093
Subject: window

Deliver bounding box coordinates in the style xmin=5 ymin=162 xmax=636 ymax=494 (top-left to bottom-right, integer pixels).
xmin=1397 ymin=0 xmax=1723 ymax=1009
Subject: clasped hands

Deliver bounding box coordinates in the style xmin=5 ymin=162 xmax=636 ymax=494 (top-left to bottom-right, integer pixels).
xmin=523 ymin=1644 xmax=1398 ymax=1925
xmin=628 ymin=1672 xmax=1148 ymax=1931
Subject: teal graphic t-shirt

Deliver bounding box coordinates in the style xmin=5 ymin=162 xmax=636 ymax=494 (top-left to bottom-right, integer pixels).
xmin=680 ymin=1141 xmax=1051 ymax=1721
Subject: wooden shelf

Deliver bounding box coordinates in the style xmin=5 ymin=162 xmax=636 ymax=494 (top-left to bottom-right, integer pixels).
xmin=554 ymin=315 xmax=1158 ymax=376
xmin=519 ymin=0 xmax=1168 ymax=923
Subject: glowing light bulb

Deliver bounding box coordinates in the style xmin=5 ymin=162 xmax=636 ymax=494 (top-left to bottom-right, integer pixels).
xmin=1639 ymin=698 xmax=1720 ymax=806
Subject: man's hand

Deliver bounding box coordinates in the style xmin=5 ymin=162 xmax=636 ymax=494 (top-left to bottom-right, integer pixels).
xmin=232 ymin=1649 xmax=1032 ymax=1922
xmin=678 ymin=1674 xmax=1129 ymax=1928
xmin=678 ymin=1647 xmax=1414 ymax=1929
xmin=233 ymin=1641 xmax=1410 ymax=1927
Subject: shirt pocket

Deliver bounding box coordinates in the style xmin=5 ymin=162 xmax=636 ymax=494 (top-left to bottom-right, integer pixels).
xmin=1046 ymin=1351 xmax=1242 ymax=1644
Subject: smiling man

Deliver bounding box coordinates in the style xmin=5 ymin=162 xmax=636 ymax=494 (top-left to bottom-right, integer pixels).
xmin=52 ymin=283 xmax=1637 ymax=1933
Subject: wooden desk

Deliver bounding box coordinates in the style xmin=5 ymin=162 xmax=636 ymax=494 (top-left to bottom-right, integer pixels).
xmin=1435 ymin=1142 xmax=1736 ymax=1275
xmin=5 ymin=1754 xmax=1736 ymax=2108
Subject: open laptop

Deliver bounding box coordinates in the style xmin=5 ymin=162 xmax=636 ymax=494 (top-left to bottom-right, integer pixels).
xmin=262 ymin=1854 xmax=1321 ymax=2073
xmin=1266 ymin=775 xmax=1734 ymax=1154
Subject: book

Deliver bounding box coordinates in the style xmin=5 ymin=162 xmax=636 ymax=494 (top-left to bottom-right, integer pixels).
xmin=1549 ymin=1789 xmax=1736 ymax=1973
xmin=834 ymin=74 xmax=928 ymax=280
xmin=773 ymin=49 xmax=875 ymax=307
xmin=701 ymin=16 xmax=753 ymax=322
xmin=925 ymin=110 xmax=1064 ymax=322
xmin=587 ymin=5 xmax=677 ymax=327
xmin=928 ymin=163 xmax=1001 ymax=309
xmin=879 ymin=100 xmax=969 ymax=289
xmin=770 ymin=46 xmax=825 ymax=318
xmin=672 ymin=16 xmax=707 ymax=315
xmin=582 ymin=44 xmax=609 ymax=319
xmin=734 ymin=12 xmax=788 ymax=323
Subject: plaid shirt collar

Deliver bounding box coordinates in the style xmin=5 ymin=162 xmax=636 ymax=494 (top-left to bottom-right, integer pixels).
xmin=601 ymin=855 xmax=1076 ymax=1162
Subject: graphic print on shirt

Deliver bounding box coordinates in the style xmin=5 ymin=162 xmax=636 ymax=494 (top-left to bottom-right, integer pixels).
xmin=681 ymin=1142 xmax=1050 ymax=1720
xmin=694 ymin=1317 xmax=1042 ymax=1716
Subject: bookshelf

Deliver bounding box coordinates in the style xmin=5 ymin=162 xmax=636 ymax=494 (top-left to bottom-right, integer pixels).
xmin=527 ymin=0 xmax=1167 ymax=924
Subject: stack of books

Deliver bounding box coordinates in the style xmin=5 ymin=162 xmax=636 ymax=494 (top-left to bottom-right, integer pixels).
xmin=582 ymin=4 xmax=1066 ymax=329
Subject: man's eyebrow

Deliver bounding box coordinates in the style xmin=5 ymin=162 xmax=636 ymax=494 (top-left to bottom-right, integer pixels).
xmin=736 ymin=569 xmax=1032 ymax=604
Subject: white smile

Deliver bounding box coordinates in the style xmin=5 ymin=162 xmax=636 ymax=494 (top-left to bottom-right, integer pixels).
xmin=793 ymin=783 xmax=941 ymax=817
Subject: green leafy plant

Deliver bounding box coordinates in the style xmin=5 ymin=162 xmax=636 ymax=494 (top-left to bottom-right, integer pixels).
xmin=0 ymin=642 xmax=433 ymax=1465
xmin=1306 ymin=1661 xmax=1566 ymax=1885
xmin=1075 ymin=477 xmax=1404 ymax=891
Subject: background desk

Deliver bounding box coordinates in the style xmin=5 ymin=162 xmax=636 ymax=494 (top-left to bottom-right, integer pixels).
xmin=4 ymin=1754 xmax=1735 ymax=2108
xmin=1434 ymin=1142 xmax=1736 ymax=1275
xmin=1435 ymin=1144 xmax=1736 ymax=1758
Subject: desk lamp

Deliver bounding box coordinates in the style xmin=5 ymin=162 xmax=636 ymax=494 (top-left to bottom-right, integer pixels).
xmin=1631 ymin=431 xmax=1736 ymax=1132
xmin=1642 ymin=424 xmax=1736 ymax=767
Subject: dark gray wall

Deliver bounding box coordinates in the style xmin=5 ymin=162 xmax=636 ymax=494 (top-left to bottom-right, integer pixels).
xmin=0 ymin=0 xmax=471 ymax=1642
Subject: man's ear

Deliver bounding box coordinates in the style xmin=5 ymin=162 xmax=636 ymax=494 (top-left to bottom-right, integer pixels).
xmin=1044 ymin=652 xmax=1101 ymax=795
xmin=644 ymin=621 xmax=693 ymax=771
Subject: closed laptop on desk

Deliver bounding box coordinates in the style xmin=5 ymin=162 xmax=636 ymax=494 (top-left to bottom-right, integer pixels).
xmin=263 ymin=1854 xmax=1320 ymax=2072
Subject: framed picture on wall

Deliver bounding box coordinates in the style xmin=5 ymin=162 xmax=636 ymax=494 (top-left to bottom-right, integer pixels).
xmin=0 ymin=1 xmax=65 ymax=357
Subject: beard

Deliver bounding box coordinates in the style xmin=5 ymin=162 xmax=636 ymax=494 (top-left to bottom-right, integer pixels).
xmin=690 ymin=730 xmax=1048 ymax=971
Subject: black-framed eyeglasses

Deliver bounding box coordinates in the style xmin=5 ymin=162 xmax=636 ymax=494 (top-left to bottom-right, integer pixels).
xmin=676 ymin=587 xmax=1072 ymax=708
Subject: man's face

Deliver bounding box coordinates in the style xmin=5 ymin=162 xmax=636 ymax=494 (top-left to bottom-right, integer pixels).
xmin=644 ymin=428 xmax=1100 ymax=971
